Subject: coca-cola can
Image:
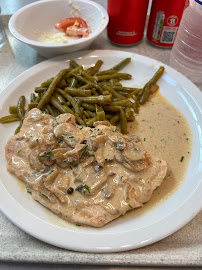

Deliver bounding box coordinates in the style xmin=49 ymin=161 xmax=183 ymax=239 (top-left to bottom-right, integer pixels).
xmin=147 ymin=0 xmax=189 ymax=47
xmin=107 ymin=0 xmax=149 ymax=45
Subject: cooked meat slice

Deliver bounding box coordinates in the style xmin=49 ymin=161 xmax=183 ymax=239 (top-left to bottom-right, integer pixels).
xmin=5 ymin=109 xmax=167 ymax=228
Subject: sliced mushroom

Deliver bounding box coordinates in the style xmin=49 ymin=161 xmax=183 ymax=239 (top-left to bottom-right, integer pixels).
xmin=54 ymin=123 xmax=84 ymax=147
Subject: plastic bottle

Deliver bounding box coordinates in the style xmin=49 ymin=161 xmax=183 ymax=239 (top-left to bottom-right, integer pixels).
xmin=169 ymin=0 xmax=202 ymax=83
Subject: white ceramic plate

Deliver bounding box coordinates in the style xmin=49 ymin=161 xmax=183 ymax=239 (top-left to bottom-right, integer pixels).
xmin=0 ymin=50 xmax=201 ymax=253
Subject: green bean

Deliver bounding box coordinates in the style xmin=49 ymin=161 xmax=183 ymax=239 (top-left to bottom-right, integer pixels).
xmin=132 ymin=94 xmax=139 ymax=114
xmin=34 ymin=88 xmax=47 ymax=93
xmin=86 ymin=117 xmax=97 ymax=127
xmin=88 ymin=60 xmax=103 ymax=76
xmin=50 ymin=96 xmax=67 ymax=114
xmin=105 ymin=114 xmax=113 ymax=120
xmin=37 ymin=69 xmax=68 ymax=110
xmin=96 ymin=69 xmax=117 ymax=76
xmin=30 ymin=93 xmax=36 ymax=103
xmin=46 ymin=104 xmax=56 ymax=117
xmin=111 ymin=100 xmax=133 ymax=107
xmin=139 ymin=83 xmax=151 ymax=105
xmin=120 ymin=108 xmax=128 ymax=134
xmin=34 ymin=94 xmax=42 ymax=104
xmin=125 ymin=107 xmax=132 ymax=119
xmin=28 ymin=103 xmax=36 ymax=110
xmin=64 ymin=87 xmax=91 ymax=97
xmin=15 ymin=120 xmax=23 ymax=134
xmin=95 ymin=105 xmax=105 ymax=121
xmin=58 ymin=79 xmax=67 ymax=89
xmin=116 ymin=91 xmax=130 ymax=97
xmin=44 ymin=107 xmax=49 ymax=114
xmin=62 ymin=105 xmax=74 ymax=114
xmin=86 ymin=110 xmax=96 ymax=118
xmin=97 ymin=73 xmax=132 ymax=82
xmin=111 ymin=86 xmax=139 ymax=93
xmin=0 ymin=114 xmax=20 ymax=123
xmin=40 ymin=77 xmax=54 ymax=88
xmin=103 ymin=105 xmax=121 ymax=112
xmin=139 ymin=66 xmax=164 ymax=105
xmin=65 ymin=66 xmax=82 ymax=79
xmin=133 ymin=88 xmax=143 ymax=95
xmin=17 ymin=96 xmax=25 ymax=120
xmin=79 ymin=95 xmax=112 ymax=104
xmin=92 ymin=89 xmax=99 ymax=96
xmin=56 ymin=89 xmax=81 ymax=116
xmin=82 ymin=71 xmax=96 ymax=83
xmin=109 ymin=79 xmax=122 ymax=86
xmin=103 ymin=85 xmax=125 ymax=99
xmin=149 ymin=66 xmax=165 ymax=85
xmin=52 ymin=107 xmax=61 ymax=116
xmin=80 ymin=83 xmax=92 ymax=89
xmin=82 ymin=103 xmax=96 ymax=111
xmin=98 ymin=81 xmax=114 ymax=86
xmin=111 ymin=58 xmax=131 ymax=71
xmin=83 ymin=111 xmax=90 ymax=118
xmin=72 ymin=73 xmax=104 ymax=94
xmin=53 ymin=91 xmax=66 ymax=104
xmin=9 ymin=105 xmax=17 ymax=114
xmin=69 ymin=60 xmax=80 ymax=68
xmin=75 ymin=113 xmax=85 ymax=125
xmin=72 ymin=73 xmax=91 ymax=85
xmin=110 ymin=114 xmax=120 ymax=125
xmin=69 ymin=77 xmax=78 ymax=88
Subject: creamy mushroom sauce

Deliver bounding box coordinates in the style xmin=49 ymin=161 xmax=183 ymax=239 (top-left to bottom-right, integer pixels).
xmin=13 ymin=92 xmax=192 ymax=226
xmin=125 ymin=92 xmax=192 ymax=219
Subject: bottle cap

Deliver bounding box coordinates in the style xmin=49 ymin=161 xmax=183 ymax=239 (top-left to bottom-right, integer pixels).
xmin=195 ymin=0 xmax=202 ymax=5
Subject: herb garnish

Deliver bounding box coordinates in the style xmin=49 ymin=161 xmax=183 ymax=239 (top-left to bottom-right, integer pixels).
xmin=120 ymin=176 xmax=123 ymax=181
xmin=83 ymin=184 xmax=90 ymax=193
xmin=144 ymin=138 xmax=146 ymax=141
xmin=79 ymin=126 xmax=84 ymax=130
xmin=48 ymin=170 xmax=54 ymax=175
xmin=128 ymin=204 xmax=133 ymax=209
xmin=67 ymin=136 xmax=74 ymax=139
xmin=71 ymin=160 xmax=76 ymax=166
xmin=26 ymin=187 xmax=32 ymax=194
xmin=180 ymin=156 xmax=184 ymax=162
xmin=39 ymin=151 xmax=54 ymax=158
xmin=57 ymin=140 xmax=61 ymax=145
xmin=42 ymin=194 xmax=49 ymax=200
xmin=82 ymin=145 xmax=88 ymax=156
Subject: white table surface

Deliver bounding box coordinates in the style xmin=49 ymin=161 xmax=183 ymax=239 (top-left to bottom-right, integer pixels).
xmin=0 ymin=1 xmax=202 ymax=269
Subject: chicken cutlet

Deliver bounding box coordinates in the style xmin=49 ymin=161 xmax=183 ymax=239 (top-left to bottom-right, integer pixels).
xmin=5 ymin=108 xmax=167 ymax=227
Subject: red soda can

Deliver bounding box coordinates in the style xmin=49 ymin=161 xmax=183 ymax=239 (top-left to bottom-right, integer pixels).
xmin=107 ymin=0 xmax=149 ymax=45
xmin=147 ymin=0 xmax=189 ymax=47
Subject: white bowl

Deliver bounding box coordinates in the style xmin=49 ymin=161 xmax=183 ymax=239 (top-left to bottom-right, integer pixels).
xmin=8 ymin=0 xmax=108 ymax=58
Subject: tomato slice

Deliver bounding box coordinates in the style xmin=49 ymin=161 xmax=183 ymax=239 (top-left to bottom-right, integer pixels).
xmin=55 ymin=17 xmax=88 ymax=30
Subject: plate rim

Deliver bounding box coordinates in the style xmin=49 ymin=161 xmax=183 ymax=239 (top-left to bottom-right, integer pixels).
xmin=0 ymin=50 xmax=202 ymax=253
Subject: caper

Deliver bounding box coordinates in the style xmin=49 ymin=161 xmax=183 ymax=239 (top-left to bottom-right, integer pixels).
xmin=67 ymin=187 xmax=74 ymax=194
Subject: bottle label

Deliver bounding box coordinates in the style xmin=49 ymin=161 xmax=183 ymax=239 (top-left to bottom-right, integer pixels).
xmin=152 ymin=12 xmax=165 ymax=40
xmin=116 ymin=31 xmax=137 ymax=37
xmin=160 ymin=26 xmax=178 ymax=43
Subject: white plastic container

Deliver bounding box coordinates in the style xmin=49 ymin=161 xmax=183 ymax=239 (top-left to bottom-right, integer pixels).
xmin=169 ymin=0 xmax=202 ymax=83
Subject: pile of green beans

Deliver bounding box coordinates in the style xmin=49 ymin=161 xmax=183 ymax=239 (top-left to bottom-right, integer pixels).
xmin=0 ymin=58 xmax=165 ymax=134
